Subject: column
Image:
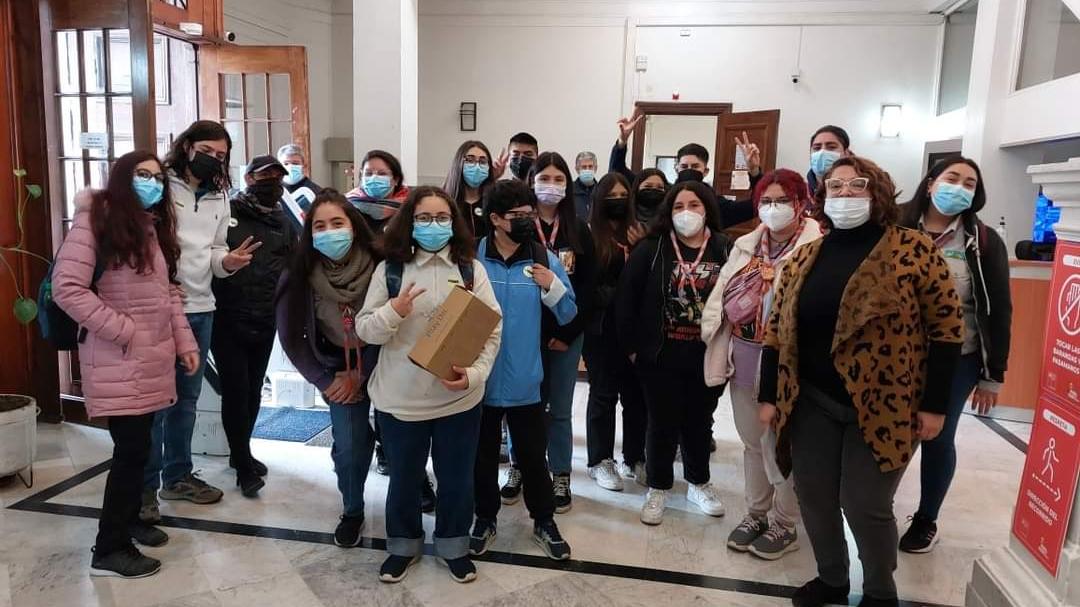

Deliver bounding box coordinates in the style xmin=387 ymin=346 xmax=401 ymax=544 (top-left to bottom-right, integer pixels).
xmin=352 ymin=0 xmax=419 ymax=179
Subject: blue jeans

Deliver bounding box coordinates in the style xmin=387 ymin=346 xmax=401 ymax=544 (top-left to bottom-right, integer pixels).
xmin=329 ymin=399 xmax=375 ymax=518
xmin=145 ymin=311 xmax=213 ymax=490
xmin=508 ymin=335 xmax=584 ymax=475
xmin=378 ymin=404 xmax=481 ymax=559
xmin=916 ymin=352 xmax=982 ymax=521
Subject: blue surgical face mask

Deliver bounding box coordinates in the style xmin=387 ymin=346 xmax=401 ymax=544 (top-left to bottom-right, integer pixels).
xmin=413 ymin=222 xmax=453 ymax=252
xmin=362 ymin=175 xmax=393 ymax=199
xmin=133 ymin=176 xmax=163 ymax=209
xmin=462 ymin=162 xmax=489 ymax=188
xmin=810 ymin=150 xmax=842 ymax=178
xmin=283 ymin=163 xmax=304 ymax=186
xmin=578 ymin=169 xmax=596 ymax=186
xmin=312 ymin=228 xmax=354 ymax=261
xmin=931 ymin=182 xmax=975 ymax=216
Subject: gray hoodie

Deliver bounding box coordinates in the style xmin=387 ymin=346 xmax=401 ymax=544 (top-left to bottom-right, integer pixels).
xmin=170 ymin=172 xmax=233 ymax=313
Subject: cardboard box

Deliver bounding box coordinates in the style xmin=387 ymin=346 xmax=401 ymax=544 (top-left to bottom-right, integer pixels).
xmin=409 ymin=286 xmax=501 ymax=381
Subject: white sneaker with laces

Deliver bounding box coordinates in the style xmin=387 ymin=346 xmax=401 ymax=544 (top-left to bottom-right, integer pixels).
xmin=640 ymin=488 xmax=668 ymax=525
xmin=632 ymin=462 xmax=648 ymax=487
xmin=687 ymin=482 xmax=725 ymax=517
xmin=588 ymin=459 xmax=624 ymax=492
xmin=616 ymin=461 xmax=634 ymax=479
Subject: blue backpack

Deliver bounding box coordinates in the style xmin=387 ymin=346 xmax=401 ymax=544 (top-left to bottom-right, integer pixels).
xmin=37 ymin=256 xmax=105 ymax=351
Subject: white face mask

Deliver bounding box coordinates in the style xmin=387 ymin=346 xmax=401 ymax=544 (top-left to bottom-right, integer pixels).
xmin=758 ymin=204 xmax=796 ymax=232
xmin=823 ymin=197 xmax=872 ymax=230
xmin=672 ymin=210 xmax=705 ymax=238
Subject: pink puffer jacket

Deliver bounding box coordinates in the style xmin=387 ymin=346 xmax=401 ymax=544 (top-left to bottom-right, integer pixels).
xmin=52 ymin=192 xmax=198 ymax=419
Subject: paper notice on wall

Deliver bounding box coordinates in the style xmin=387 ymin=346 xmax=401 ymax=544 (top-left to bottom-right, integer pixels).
xmin=79 ymin=132 xmax=108 ymax=150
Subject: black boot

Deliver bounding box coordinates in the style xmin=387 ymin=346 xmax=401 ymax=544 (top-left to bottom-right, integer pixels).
xmin=236 ymin=468 xmax=265 ymax=498
xmin=792 ymin=578 xmax=849 ymax=607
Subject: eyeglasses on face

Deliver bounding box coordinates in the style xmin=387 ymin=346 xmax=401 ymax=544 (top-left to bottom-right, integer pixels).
xmin=135 ymin=168 xmax=166 ymax=183
xmin=824 ymin=177 xmax=870 ymax=195
xmin=503 ymin=210 xmax=537 ymax=221
xmin=413 ymin=213 xmax=453 ymax=227
xmin=758 ymin=197 xmax=793 ymax=206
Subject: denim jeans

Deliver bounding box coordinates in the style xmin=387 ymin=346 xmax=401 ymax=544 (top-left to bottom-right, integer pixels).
xmin=378 ymin=405 xmax=481 ymax=559
xmin=145 ymin=311 xmax=213 ymax=490
xmin=329 ymin=399 xmax=376 ymax=518
xmin=916 ymin=352 xmax=982 ymax=521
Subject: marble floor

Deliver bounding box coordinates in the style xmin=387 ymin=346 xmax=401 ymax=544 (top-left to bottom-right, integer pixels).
xmin=0 ymin=386 xmax=1027 ymax=607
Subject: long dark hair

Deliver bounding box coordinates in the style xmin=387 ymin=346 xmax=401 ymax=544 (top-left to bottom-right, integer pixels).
xmin=900 ymin=156 xmax=986 ymax=227
xmin=649 ymin=180 xmax=724 ymax=238
xmin=526 ymin=151 xmax=582 ymax=253
xmin=92 ymin=150 xmax=180 ymax=281
xmin=443 ymin=140 xmax=496 ymax=205
xmin=813 ymin=156 xmax=899 ymax=230
xmin=380 ymin=186 xmax=476 ymax=266
xmin=361 ymin=150 xmax=407 ymax=195
xmin=163 ymin=120 xmax=232 ymax=191
xmin=589 ymin=172 xmax=635 ymax=269
xmin=633 ymin=168 xmax=669 ymax=193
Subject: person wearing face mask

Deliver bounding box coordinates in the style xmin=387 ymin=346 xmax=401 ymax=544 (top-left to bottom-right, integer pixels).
xmin=356 ymin=186 xmax=502 ymax=584
xmin=807 ymin=125 xmax=852 ymax=196
xmin=700 ymin=169 xmax=822 ymax=561
xmin=470 ymin=180 xmax=576 ymax=563
xmin=895 ymin=157 xmax=1012 ymax=555
xmin=345 ymin=149 xmax=411 ymax=234
xmin=53 ymin=151 xmax=198 ymax=579
xmin=757 ymin=156 xmax=963 ymax=607
xmin=616 ymin=181 xmax=732 ymax=526
xmin=626 ymin=169 xmax=670 ymax=246
xmin=443 ymin=140 xmax=498 ymax=241
xmin=277 ymin=143 xmax=322 ymax=231
xmin=573 ymin=151 xmax=600 ymax=221
xmin=502 ymin=132 xmax=539 ymax=181
xmin=210 ymin=156 xmax=296 ymax=498
xmin=583 ymin=173 xmax=649 ymax=491
xmin=276 ymin=189 xmax=379 ymax=549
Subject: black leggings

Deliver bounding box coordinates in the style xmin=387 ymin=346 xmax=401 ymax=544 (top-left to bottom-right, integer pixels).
xmin=97 ymin=412 xmax=155 ymax=554
xmin=211 ymin=321 xmax=275 ymax=470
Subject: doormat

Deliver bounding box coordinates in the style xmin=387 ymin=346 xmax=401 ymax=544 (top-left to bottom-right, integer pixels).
xmin=252 ymin=407 xmax=331 ymax=443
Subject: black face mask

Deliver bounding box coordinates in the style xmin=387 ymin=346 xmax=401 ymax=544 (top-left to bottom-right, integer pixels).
xmin=506 ymin=216 xmax=536 ymax=244
xmin=676 ymin=168 xmax=705 ymax=184
xmin=248 ymin=181 xmax=283 ymax=208
xmin=602 ymin=196 xmax=629 ymax=220
xmin=190 ymin=151 xmax=224 ymax=187
xmin=509 ymin=156 xmax=534 ymax=180
xmin=636 ymin=188 xmax=666 ymax=209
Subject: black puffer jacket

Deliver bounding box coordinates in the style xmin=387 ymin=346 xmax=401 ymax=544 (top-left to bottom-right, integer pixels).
xmin=213 ymin=193 xmax=297 ymax=332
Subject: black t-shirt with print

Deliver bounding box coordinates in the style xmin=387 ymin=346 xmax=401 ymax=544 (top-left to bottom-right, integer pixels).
xmin=664 ymin=241 xmax=723 ymax=342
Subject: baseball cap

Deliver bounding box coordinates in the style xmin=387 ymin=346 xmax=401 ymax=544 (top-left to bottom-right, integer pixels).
xmin=246 ymin=155 xmax=286 ymax=176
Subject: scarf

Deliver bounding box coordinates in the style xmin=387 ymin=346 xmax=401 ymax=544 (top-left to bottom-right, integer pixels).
xmin=309 ymin=246 xmax=374 ymax=349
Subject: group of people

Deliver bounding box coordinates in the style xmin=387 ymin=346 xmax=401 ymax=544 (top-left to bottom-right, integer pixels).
xmin=50 ymin=114 xmax=1012 ymax=607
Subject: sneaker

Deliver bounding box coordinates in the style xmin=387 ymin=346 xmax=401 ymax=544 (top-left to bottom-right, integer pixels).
xmin=334 ymin=515 xmax=365 ymax=548
xmin=726 ymin=514 xmax=769 ymax=552
xmin=791 ymin=578 xmax=850 ymax=607
xmin=709 ymin=436 xmax=717 ymax=453
xmin=553 ymin=474 xmax=572 ymax=513
xmin=588 ymin=459 xmax=624 ymax=492
xmin=858 ymin=597 xmax=900 ymax=607
xmin=640 ymin=488 xmax=668 ymax=525
xmin=375 ymin=444 xmax=389 ymax=476
xmin=498 ymin=444 xmax=510 ymax=464
xmin=236 ymin=469 xmax=265 ymax=498
xmin=229 ymin=455 xmax=268 ymax=477
xmin=378 ymin=554 xmax=419 ymax=583
xmin=139 ymin=488 xmax=161 ymax=524
xmin=500 ymin=467 xmax=522 ymax=505
xmin=899 ymin=515 xmax=939 ymax=554
xmin=532 ymin=519 xmax=571 ymax=561
xmin=129 ymin=524 xmax=169 ymax=548
xmin=632 ymin=461 xmax=648 ymax=487
xmin=158 ymin=473 xmax=223 ymax=505
xmin=469 ymin=518 xmax=497 ymax=556
xmin=421 ymin=474 xmax=436 ymax=514
xmin=444 ymin=557 xmax=477 ymax=583
xmin=90 ymin=545 xmax=161 ymax=579
xmin=748 ymin=523 xmax=799 ymax=560
xmin=687 ymin=482 xmax=725 ymax=517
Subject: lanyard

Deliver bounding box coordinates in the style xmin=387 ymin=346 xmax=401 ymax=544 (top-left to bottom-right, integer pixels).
xmin=670 ymin=229 xmax=711 ymax=296
xmin=535 ymin=217 xmax=560 ymax=251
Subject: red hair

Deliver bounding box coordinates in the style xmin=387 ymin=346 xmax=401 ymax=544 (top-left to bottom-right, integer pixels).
xmin=752 ymin=168 xmax=811 ymax=215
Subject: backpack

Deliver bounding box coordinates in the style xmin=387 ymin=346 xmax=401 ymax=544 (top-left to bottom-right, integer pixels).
xmin=37 ymin=256 xmax=106 ymax=351
xmin=386 ymin=258 xmax=476 ymax=298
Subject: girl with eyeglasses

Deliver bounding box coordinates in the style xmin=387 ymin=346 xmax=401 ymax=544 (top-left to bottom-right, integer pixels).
xmin=443 ymin=140 xmax=498 ymax=241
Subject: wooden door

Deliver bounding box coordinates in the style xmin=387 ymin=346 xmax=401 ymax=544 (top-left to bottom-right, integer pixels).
xmin=198 ymin=45 xmax=309 ymax=187
xmin=713 ymin=109 xmax=781 ymax=198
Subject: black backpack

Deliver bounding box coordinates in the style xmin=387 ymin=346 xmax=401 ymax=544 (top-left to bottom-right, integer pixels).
xmin=37 ymin=256 xmax=106 ymax=351
xmin=386 ymin=259 xmax=475 ymax=297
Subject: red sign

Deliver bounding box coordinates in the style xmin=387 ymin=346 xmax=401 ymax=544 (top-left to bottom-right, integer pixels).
xmin=1042 ymin=240 xmax=1080 ymax=409
xmin=1012 ymin=395 xmax=1080 ymax=576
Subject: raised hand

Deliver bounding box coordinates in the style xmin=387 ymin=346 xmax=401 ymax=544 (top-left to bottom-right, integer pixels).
xmin=390 ymin=282 xmax=427 ymax=318
xmin=626 ymin=222 xmax=647 ymax=247
xmin=735 ymin=131 xmax=761 ymax=175
xmin=223 ymin=236 xmax=263 ymax=272
xmin=617 ymin=112 xmax=645 ymax=145
xmin=492 ymin=148 xmax=509 ymax=180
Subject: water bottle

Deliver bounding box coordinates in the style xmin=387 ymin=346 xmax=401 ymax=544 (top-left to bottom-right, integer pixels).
xmin=995 ymin=216 xmax=1008 ymax=244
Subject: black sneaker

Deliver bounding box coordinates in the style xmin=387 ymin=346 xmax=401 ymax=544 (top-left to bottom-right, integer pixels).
xmin=236 ymin=468 xmax=266 ymax=498
xmin=469 ymin=518 xmax=497 ymax=556
xmin=792 ymin=578 xmax=850 ymax=607
xmin=378 ymin=554 xmax=419 ymax=583
xmin=858 ymin=597 xmax=900 ymax=607
xmin=500 ymin=467 xmax=522 ymax=505
xmin=334 ymin=515 xmax=365 ymax=548
xmin=229 ymin=455 xmax=268 ymax=477
xmin=553 ymin=474 xmax=572 ymax=513
xmin=532 ymin=519 xmax=571 ymax=561
xmin=375 ymin=444 xmax=389 ymax=476
xmin=90 ymin=545 xmax=161 ymax=578
xmin=129 ymin=524 xmax=169 ymax=548
xmin=899 ymin=515 xmax=938 ymax=554
xmin=709 ymin=436 xmax=717 ymax=453
xmin=421 ymin=474 xmax=436 ymax=514
xmin=444 ymin=556 xmax=477 ymax=583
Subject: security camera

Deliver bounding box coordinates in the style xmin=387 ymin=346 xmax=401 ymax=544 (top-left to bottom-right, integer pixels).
xmin=791 ymin=73 xmax=801 ymax=84
xmin=225 ymin=31 xmax=237 ymax=42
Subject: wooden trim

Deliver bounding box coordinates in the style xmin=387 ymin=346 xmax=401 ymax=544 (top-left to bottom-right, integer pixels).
xmin=46 ymin=0 xmax=127 ymax=30
xmin=629 ymin=101 xmax=733 ymax=173
xmin=130 ymin=0 xmax=156 ymax=151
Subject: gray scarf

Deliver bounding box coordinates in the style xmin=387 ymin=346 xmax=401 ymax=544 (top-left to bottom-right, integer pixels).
xmin=309 ymin=247 xmax=374 ymax=347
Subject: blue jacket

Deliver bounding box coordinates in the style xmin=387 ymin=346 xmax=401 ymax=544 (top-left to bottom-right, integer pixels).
xmin=479 ymin=237 xmax=577 ymax=407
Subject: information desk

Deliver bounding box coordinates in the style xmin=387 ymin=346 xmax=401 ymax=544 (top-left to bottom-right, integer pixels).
xmin=999 ymin=260 xmax=1053 ymax=410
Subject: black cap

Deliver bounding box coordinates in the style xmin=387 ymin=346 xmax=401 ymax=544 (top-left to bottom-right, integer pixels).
xmin=246 ymin=155 xmax=286 ymax=176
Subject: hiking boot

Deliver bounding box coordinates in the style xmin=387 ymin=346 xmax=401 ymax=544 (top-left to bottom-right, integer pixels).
xmin=553 ymin=474 xmax=572 ymax=513
xmin=687 ymin=482 xmax=725 ymax=517
xmin=159 ymin=473 xmax=223 ymax=505
xmin=748 ymin=522 xmax=799 ymax=560
xmin=90 ymin=545 xmax=161 ymax=579
xmin=334 ymin=515 xmax=365 ymax=548
xmin=588 ymin=459 xmax=624 ymax=492
xmin=129 ymin=524 xmax=169 ymax=548
xmin=726 ymin=514 xmax=769 ymax=552
xmin=469 ymin=518 xmax=497 ymax=556
xmin=139 ymin=488 xmax=161 ymax=524
xmin=792 ymin=578 xmax=850 ymax=607
xmin=640 ymin=488 xmax=668 ymax=525
xmin=899 ymin=515 xmax=939 ymax=554
xmin=421 ymin=474 xmax=436 ymax=514
xmin=533 ymin=519 xmax=571 ymax=560
xmin=378 ymin=554 xmax=419 ymax=583
xmin=444 ymin=557 xmax=477 ymax=583
xmin=500 ymin=467 xmax=522 ymax=505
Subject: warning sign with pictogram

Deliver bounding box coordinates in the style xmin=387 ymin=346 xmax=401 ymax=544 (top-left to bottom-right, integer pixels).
xmin=1042 ymin=241 xmax=1080 ymax=409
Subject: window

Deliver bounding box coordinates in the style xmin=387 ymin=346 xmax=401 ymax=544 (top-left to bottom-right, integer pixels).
xmin=220 ymin=72 xmax=294 ymax=186
xmin=154 ymin=34 xmax=199 ymax=159
xmin=937 ymin=0 xmax=978 ymax=114
xmin=1016 ymin=0 xmax=1080 ymax=90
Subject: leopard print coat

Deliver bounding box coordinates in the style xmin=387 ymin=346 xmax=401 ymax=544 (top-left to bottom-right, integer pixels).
xmin=764 ymin=225 xmax=963 ymax=474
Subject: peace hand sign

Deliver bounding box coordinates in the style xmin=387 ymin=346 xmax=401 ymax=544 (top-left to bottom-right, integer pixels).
xmin=492 ymin=148 xmax=510 ymax=180
xmin=617 ymin=112 xmax=645 ymax=145
xmin=390 ymin=282 xmax=427 ymax=318
xmin=223 ymin=236 xmax=264 ymax=272
xmin=735 ymin=131 xmax=762 ymax=176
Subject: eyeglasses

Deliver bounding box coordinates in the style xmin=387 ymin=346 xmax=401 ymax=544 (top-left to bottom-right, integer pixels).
xmin=135 ymin=168 xmax=166 ymax=183
xmin=758 ymin=197 xmax=792 ymax=206
xmin=504 ymin=211 xmax=538 ymax=220
xmin=414 ymin=213 xmax=453 ymax=227
xmin=824 ymin=177 xmax=870 ymax=195
xmin=464 ymin=156 xmax=489 ymax=167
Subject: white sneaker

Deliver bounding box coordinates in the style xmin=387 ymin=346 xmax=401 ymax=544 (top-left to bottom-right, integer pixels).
xmin=616 ymin=461 xmax=634 ymax=479
xmin=588 ymin=459 xmax=624 ymax=492
xmin=632 ymin=462 xmax=648 ymax=488
xmin=640 ymin=488 xmax=668 ymax=525
xmin=687 ymin=483 xmax=725 ymax=517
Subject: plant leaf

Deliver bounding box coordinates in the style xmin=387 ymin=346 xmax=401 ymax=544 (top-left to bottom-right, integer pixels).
xmin=25 ymin=184 xmax=42 ymax=199
xmin=13 ymin=168 xmax=26 ymax=178
xmin=13 ymin=297 xmax=38 ymax=324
